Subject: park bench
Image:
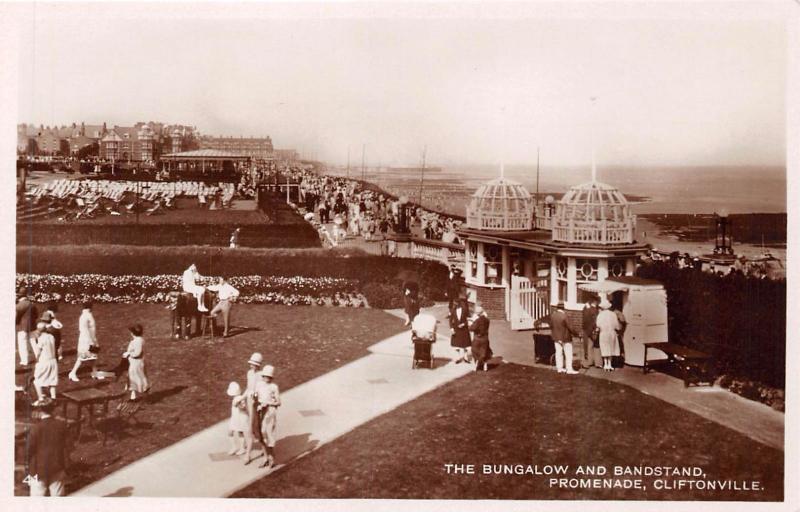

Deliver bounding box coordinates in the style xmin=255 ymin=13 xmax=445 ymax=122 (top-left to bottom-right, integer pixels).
xmin=643 ymin=342 xmax=715 ymax=387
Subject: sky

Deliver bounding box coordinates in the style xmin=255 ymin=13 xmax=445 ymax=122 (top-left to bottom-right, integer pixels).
xmin=12 ymin=1 xmax=790 ymax=168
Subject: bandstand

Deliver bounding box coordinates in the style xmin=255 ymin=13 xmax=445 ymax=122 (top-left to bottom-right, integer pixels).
xmin=457 ymin=177 xmax=649 ymax=329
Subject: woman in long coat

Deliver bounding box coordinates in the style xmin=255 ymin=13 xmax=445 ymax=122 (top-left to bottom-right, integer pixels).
xmin=469 ymin=306 xmax=492 ymax=372
xmin=449 ymin=298 xmax=471 ymax=363
xmin=595 ymin=300 xmax=621 ymax=372
xmin=124 ymin=324 xmax=150 ymax=400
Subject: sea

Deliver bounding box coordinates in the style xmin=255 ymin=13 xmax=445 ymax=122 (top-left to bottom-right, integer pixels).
xmin=335 ymin=165 xmax=786 ymax=217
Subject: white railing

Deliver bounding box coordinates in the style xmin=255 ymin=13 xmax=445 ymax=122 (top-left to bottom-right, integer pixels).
xmin=411 ymin=238 xmax=465 ymax=265
xmin=551 ymin=218 xmax=635 ymax=244
xmin=534 ymin=216 xmax=553 ymax=230
xmin=466 ymin=212 xmax=532 ymax=231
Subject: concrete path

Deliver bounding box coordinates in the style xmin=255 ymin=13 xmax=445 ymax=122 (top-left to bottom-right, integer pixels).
xmin=398 ymin=304 xmax=784 ymax=451
xmin=73 ymin=328 xmax=472 ymax=497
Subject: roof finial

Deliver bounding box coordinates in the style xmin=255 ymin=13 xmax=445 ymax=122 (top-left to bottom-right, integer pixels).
xmin=590 ymin=96 xmax=597 ymax=182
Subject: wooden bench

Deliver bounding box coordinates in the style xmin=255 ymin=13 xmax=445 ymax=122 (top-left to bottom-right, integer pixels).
xmin=643 ymin=342 xmax=715 ymax=387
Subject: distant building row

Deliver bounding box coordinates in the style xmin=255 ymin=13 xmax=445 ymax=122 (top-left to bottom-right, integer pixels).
xmin=17 ymin=123 xmax=297 ymax=162
xmin=17 ymin=122 xmax=197 ymax=161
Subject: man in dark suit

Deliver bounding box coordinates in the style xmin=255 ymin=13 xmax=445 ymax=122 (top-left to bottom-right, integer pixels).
xmin=26 ymin=401 xmax=69 ymax=496
xmin=445 ymin=265 xmax=464 ymax=310
xmin=581 ymin=296 xmax=600 ymax=368
xmin=550 ymin=301 xmax=579 ymax=374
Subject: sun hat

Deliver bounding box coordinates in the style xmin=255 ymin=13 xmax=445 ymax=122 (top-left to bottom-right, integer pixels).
xmin=599 ymin=300 xmax=612 ymax=309
xmin=260 ymin=365 xmax=275 ymax=378
xmin=556 ymin=301 xmax=565 ymax=309
xmin=248 ymin=352 xmax=263 ymax=367
xmin=474 ymin=305 xmax=485 ymax=316
xmin=227 ymin=381 xmax=242 ymax=397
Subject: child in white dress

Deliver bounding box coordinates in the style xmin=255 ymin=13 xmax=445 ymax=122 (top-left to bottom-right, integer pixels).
xmin=226 ymin=382 xmax=252 ymax=457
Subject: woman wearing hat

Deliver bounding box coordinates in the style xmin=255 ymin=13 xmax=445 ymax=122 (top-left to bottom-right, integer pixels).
xmin=469 ymin=305 xmax=492 ymax=372
xmin=449 ymin=298 xmax=472 ymax=363
xmin=244 ymin=352 xmax=266 ymax=465
xmin=122 ymin=324 xmax=150 ymax=400
xmin=595 ymin=299 xmax=621 ymax=372
xmin=254 ymin=365 xmax=281 ymax=469
xmin=31 ymin=321 xmax=59 ymax=405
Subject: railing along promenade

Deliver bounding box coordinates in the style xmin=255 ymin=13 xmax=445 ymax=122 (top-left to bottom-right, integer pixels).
xmin=410 ymin=237 xmax=465 ymax=266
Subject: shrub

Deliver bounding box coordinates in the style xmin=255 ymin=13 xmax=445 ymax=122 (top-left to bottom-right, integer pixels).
xmin=17 ymin=245 xmax=450 ymax=305
xmin=16 ymin=222 xmax=320 ymax=248
xmin=637 ymin=261 xmax=786 ymax=389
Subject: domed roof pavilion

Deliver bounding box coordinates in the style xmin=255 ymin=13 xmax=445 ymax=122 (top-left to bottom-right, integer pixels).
xmin=551 ymin=180 xmax=636 ymax=244
xmin=466 ymin=177 xmax=534 ymax=231
xmin=455 ymin=173 xmax=649 ymax=323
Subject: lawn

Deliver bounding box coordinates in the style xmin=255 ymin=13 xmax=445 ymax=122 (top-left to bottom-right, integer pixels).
xmin=234 ymin=363 xmax=783 ymax=501
xmin=17 ymin=197 xmax=320 ymax=247
xmin=14 ymin=303 xmax=407 ymax=496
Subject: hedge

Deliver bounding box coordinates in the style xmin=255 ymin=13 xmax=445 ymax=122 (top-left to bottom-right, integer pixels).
xmin=16 ymin=223 xmax=321 ymax=248
xmin=636 ymin=262 xmax=786 ymax=388
xmin=16 ymin=245 xmax=451 ymax=301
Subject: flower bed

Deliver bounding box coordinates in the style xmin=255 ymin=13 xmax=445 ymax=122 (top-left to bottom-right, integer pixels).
xmin=16 ymin=274 xmax=367 ymax=308
xmin=717 ymin=375 xmax=785 ymax=412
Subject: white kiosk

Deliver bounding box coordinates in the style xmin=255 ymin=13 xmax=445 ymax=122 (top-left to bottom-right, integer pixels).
xmin=578 ymin=276 xmax=669 ymax=366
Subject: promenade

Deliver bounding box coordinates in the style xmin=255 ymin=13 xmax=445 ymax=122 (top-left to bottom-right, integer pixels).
xmin=73 ymin=328 xmax=473 ymax=497
xmin=72 ymin=304 xmax=783 ymax=497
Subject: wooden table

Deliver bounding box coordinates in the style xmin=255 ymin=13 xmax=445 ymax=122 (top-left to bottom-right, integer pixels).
xmin=643 ymin=342 xmax=715 ymax=387
xmin=61 ymin=387 xmax=123 ymax=444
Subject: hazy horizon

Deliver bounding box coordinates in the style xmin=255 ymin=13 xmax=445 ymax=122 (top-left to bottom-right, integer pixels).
xmin=12 ymin=2 xmax=788 ymax=168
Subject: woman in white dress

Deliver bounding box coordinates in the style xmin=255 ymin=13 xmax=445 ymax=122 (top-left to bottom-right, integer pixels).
xmin=31 ymin=321 xmax=58 ymax=404
xmin=69 ymin=301 xmax=99 ymax=381
xmin=123 ymin=324 xmax=150 ymax=400
xmin=595 ymin=299 xmax=621 ymax=372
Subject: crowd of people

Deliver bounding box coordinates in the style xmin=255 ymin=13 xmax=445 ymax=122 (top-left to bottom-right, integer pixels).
xmin=644 ymin=248 xmax=782 ymax=280
xmin=16 ymin=289 xmax=152 ymax=406
xmin=294 ymin=171 xmax=465 ymax=249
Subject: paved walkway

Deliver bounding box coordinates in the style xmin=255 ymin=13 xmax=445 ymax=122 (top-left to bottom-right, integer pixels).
xmin=402 ymin=304 xmax=784 ymax=451
xmin=75 ymin=304 xmax=784 ymax=497
xmin=73 ymin=328 xmax=473 ymax=497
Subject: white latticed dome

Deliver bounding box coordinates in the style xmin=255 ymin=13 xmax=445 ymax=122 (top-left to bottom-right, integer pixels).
xmin=466 ymin=177 xmax=534 ymax=231
xmin=552 ymin=180 xmax=636 ymax=244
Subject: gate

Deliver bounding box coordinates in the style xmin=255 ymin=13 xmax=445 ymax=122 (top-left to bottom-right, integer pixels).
xmin=510 ymin=275 xmax=550 ymax=330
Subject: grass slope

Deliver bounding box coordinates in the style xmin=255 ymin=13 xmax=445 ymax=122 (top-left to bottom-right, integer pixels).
xmin=15 ymin=303 xmax=406 ymax=495
xmin=234 ymin=363 xmax=783 ymax=501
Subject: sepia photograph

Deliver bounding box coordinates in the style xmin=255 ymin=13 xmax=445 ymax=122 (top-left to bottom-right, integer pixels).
xmin=2 ymin=0 xmax=797 ymax=509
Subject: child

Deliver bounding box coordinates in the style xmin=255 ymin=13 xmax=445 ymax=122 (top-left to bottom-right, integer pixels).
xmin=41 ymin=302 xmax=63 ymax=361
xmin=31 ymin=322 xmax=58 ymax=405
xmin=226 ymin=382 xmax=252 ymax=457
xmin=254 ymin=365 xmax=281 ymax=469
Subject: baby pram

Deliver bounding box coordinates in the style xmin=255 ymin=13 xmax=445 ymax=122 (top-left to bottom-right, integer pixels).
xmin=411 ymin=313 xmax=437 ymax=369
